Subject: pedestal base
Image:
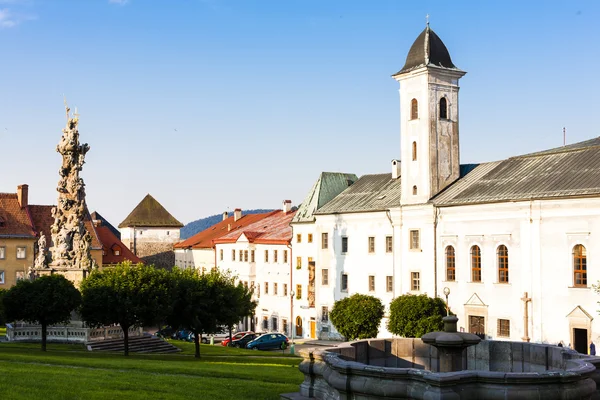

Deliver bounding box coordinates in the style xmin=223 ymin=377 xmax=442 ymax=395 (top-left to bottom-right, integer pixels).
xmin=37 ymin=267 xmax=88 ymax=288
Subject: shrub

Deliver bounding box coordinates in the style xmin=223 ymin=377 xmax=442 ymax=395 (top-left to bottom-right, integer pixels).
xmin=387 ymin=294 xmax=447 ymax=338
xmin=330 ymin=294 xmax=384 ymax=340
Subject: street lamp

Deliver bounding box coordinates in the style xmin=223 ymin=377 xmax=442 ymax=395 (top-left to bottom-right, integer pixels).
xmin=443 ymin=287 xmax=450 ymax=316
xmin=289 ymin=290 xmax=296 ymax=356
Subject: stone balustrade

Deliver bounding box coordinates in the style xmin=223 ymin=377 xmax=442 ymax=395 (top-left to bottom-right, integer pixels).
xmin=5 ymin=323 xmax=143 ymax=344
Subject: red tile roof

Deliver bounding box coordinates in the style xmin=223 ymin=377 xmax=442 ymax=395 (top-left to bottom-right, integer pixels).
xmin=94 ymin=224 xmax=143 ymax=265
xmin=174 ymin=211 xmax=278 ymax=250
xmin=213 ymin=210 xmax=296 ymax=245
xmin=28 ymin=205 xmax=103 ymax=250
xmin=0 ymin=193 xmax=36 ymax=238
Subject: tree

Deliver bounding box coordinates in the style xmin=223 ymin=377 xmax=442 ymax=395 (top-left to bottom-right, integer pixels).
xmin=80 ymin=262 xmax=172 ymax=356
xmin=387 ymin=294 xmax=447 ymax=338
xmin=0 ymin=288 xmax=6 ymax=326
xmin=329 ymin=294 xmax=384 ymax=340
xmin=3 ymin=275 xmax=81 ymax=351
xmin=218 ymin=276 xmax=257 ymax=344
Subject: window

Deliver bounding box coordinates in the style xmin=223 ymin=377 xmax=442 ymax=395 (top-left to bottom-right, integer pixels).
xmin=409 ymin=230 xmax=420 ymax=250
xmin=282 ymin=319 xmax=288 ymax=335
xmin=386 ymin=236 xmax=392 ymax=253
xmin=308 ymin=234 xmax=313 ymax=243
xmin=341 ymin=236 xmax=348 ymax=254
xmin=16 ymin=271 xmax=25 ymax=281
xmin=368 ymin=275 xmax=375 ymax=291
xmin=239 ymin=250 xmax=243 ymax=261
xmin=244 ymin=250 xmax=248 ymax=262
xmin=410 ymin=98 xmax=418 ymax=120
xmin=497 ymin=245 xmax=509 ymax=283
xmin=412 ymin=185 xmax=418 ymax=195
xmin=274 ymin=250 xmax=278 ymax=263
xmin=251 ymin=250 xmax=255 ymax=263
xmin=321 ymin=306 xmax=329 ymax=322
xmin=368 ymin=237 xmax=375 ymax=253
xmin=296 ymin=257 xmax=302 ymax=269
xmin=0 ymin=270 xmax=4 ymax=284
xmin=16 ymin=246 xmax=26 ymax=259
xmin=412 ymin=141 xmax=417 ymax=161
xmin=296 ymin=284 xmax=302 ymax=300
xmin=446 ymin=246 xmax=456 ymax=281
xmin=471 ymin=245 xmax=482 ymax=282
xmin=232 ymin=249 xmax=235 ymax=261
xmin=297 ymin=234 xmax=301 ymax=243
xmin=265 ymin=250 xmax=269 ymax=263
xmin=0 ymin=216 xmax=4 ymax=227
xmin=274 ymin=283 xmax=278 ymax=295
xmin=322 ymin=269 xmax=329 ymax=285
xmin=272 ymin=317 xmax=278 ymax=332
xmin=220 ymin=249 xmax=223 ymax=261
xmin=497 ymin=319 xmax=510 ymax=337
xmin=573 ymin=244 xmax=587 ymax=287
xmin=283 ymin=283 xmax=288 ymax=296
xmin=341 ymin=273 xmax=348 ymax=292
xmin=411 ymin=272 xmax=420 ymax=291
xmin=264 ymin=282 xmax=269 ymax=295
xmin=262 ymin=317 xmax=268 ymax=330
xmin=322 ymin=233 xmax=328 ymax=249
xmin=0 ymin=246 xmax=5 ymax=259
xmin=308 ymin=257 xmax=313 ymax=265
xmin=283 ymin=250 xmax=288 ymax=263
xmin=386 ymin=276 xmax=393 ymax=292
xmin=439 ymin=97 xmax=448 ymax=119
xmin=244 ymin=281 xmax=248 ymax=288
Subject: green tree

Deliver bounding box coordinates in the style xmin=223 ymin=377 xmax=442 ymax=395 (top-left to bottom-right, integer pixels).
xmin=387 ymin=294 xmax=447 ymax=338
xmin=329 ymin=294 xmax=384 ymax=340
xmin=166 ymin=268 xmax=230 ymax=358
xmin=80 ymin=262 xmax=172 ymax=356
xmin=218 ymin=277 xmax=257 ymax=344
xmin=0 ymin=288 xmax=6 ymax=326
xmin=3 ymin=275 xmax=81 ymax=351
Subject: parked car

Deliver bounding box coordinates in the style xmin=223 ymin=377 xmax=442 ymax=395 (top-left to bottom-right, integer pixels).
xmin=202 ymin=328 xmax=237 ymax=344
xmin=174 ymin=329 xmax=194 ymax=342
xmin=246 ymin=333 xmax=288 ymax=350
xmin=221 ymin=331 xmax=253 ymax=347
xmin=154 ymin=326 xmax=176 ymax=339
xmin=229 ymin=333 xmax=258 ymax=348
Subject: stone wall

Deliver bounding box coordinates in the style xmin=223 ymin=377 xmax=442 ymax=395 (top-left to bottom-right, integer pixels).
xmin=135 ymin=242 xmax=174 ymax=270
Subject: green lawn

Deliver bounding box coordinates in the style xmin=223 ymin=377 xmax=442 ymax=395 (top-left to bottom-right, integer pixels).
xmin=0 ymin=340 xmax=302 ymax=399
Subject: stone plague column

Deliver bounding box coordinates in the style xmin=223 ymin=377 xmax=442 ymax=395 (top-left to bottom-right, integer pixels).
xmin=35 ymin=104 xmax=96 ymax=285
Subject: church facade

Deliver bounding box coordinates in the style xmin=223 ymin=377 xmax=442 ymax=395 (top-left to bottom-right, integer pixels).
xmin=288 ymin=24 xmax=600 ymax=355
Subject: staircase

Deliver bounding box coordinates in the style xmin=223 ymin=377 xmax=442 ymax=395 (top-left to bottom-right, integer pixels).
xmin=87 ymin=333 xmax=181 ymax=354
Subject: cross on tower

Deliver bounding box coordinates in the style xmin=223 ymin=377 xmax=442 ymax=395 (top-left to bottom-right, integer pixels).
xmin=426 ymin=14 xmax=430 ymax=27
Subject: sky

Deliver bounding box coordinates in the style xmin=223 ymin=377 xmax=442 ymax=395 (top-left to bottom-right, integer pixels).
xmin=1 ymin=0 xmax=599 ymax=227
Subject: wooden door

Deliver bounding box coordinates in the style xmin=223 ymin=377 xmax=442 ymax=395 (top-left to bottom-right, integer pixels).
xmin=310 ymin=321 xmax=316 ymax=339
xmin=469 ymin=315 xmax=485 ymax=339
xmin=574 ymin=328 xmax=588 ymax=354
xmin=295 ymin=316 xmax=302 ymax=337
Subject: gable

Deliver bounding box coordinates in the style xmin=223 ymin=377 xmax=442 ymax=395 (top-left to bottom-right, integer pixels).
xmin=464 ymin=293 xmax=487 ymax=307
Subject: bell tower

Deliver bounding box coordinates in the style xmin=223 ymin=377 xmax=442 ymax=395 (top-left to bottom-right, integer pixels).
xmin=393 ymin=24 xmax=466 ymax=205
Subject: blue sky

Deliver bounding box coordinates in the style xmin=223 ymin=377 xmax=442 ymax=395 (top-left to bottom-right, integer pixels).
xmin=1 ymin=0 xmax=599 ymax=226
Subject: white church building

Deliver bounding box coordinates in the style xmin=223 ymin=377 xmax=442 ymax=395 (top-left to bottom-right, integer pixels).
xmin=289 ymin=24 xmax=600 ymax=355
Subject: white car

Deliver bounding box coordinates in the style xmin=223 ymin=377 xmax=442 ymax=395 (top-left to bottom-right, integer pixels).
xmin=201 ymin=329 xmax=237 ymax=344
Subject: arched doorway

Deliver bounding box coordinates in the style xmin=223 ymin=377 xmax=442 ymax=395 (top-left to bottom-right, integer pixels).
xmin=296 ymin=316 xmax=303 ymax=337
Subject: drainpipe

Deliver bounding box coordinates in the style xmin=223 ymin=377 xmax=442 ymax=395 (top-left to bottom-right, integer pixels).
xmin=385 ymin=210 xmax=396 ymax=298
xmin=433 ymin=207 xmax=439 ymax=298
xmin=287 ymin=243 xmax=294 ymax=346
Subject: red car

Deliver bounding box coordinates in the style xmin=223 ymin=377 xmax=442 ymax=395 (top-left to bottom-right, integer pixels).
xmin=221 ymin=331 xmax=253 ymax=347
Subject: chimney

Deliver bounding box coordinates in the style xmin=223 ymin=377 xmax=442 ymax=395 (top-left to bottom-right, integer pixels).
xmin=227 ymin=223 xmax=232 ymax=231
xmin=222 ymin=211 xmax=229 ymax=221
xmin=391 ymin=160 xmax=400 ymax=180
xmin=283 ymin=200 xmax=292 ymax=213
xmin=17 ymin=184 xmax=28 ymax=208
xmin=234 ymin=208 xmax=242 ymax=221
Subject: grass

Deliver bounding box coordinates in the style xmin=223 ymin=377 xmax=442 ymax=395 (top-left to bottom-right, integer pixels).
xmin=0 ymin=340 xmax=303 ymax=399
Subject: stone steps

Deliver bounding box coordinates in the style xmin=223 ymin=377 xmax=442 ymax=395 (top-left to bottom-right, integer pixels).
xmin=87 ymin=333 xmax=180 ymax=354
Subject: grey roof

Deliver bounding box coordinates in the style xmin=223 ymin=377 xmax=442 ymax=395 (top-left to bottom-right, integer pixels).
xmin=315 ymin=173 xmax=402 ymax=215
xmin=394 ymin=26 xmax=460 ymax=75
xmin=433 ymin=137 xmax=600 ymax=206
xmin=292 ymin=172 xmax=358 ymax=223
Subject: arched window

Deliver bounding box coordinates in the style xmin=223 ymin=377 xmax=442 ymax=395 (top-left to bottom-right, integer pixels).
xmin=411 ymin=99 xmax=418 ymax=120
xmin=412 ymin=185 xmax=417 ymax=195
xmin=446 ymin=246 xmax=455 ymax=281
xmin=573 ymin=244 xmax=587 ymax=287
xmin=471 ymin=245 xmax=481 ymax=282
xmin=412 ymin=141 xmax=417 ymax=161
xmin=439 ymin=97 xmax=448 ymax=119
xmin=497 ymin=245 xmax=508 ymax=283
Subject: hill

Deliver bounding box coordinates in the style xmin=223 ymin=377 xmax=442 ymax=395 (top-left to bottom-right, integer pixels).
xmin=180 ymin=209 xmax=275 ymax=239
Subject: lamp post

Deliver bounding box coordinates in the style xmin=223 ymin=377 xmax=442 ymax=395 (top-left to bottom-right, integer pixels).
xmin=443 ymin=287 xmax=450 ymax=316
xmin=290 ymin=290 xmax=295 ymax=356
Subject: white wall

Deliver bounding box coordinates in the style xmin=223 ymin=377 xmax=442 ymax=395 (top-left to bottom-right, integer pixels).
xmin=120 ymin=227 xmax=180 ymax=247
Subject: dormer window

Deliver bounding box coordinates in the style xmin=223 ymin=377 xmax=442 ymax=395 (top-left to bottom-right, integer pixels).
xmin=0 ymin=216 xmax=5 ymax=227
xmin=410 ymin=99 xmax=418 ymax=120
xmin=439 ymin=97 xmax=448 ymax=119
xmin=413 ymin=185 xmax=418 ymax=195
xmin=111 ymin=244 xmax=122 ymax=256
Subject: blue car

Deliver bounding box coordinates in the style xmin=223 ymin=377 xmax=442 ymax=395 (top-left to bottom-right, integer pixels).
xmin=246 ymin=333 xmax=288 ymax=350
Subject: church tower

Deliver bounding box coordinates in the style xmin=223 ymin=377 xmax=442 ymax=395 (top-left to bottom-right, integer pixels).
xmin=393 ymin=24 xmax=466 ymax=205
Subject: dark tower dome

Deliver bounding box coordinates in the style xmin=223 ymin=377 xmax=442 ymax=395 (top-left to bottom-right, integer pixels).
xmin=394 ymin=25 xmax=458 ymax=75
